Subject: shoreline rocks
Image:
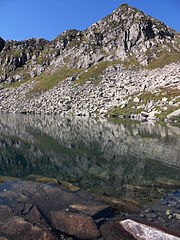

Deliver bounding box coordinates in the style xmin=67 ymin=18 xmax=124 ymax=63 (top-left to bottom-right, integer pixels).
xmin=0 ymin=180 xmax=180 ymax=240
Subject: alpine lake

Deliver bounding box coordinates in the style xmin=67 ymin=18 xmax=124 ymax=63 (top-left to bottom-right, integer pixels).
xmin=0 ymin=113 xmax=179 ymax=205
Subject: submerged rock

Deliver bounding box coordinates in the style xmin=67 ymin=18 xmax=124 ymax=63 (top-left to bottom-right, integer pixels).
xmin=0 ymin=180 xmax=112 ymax=239
xmin=97 ymin=196 xmax=140 ymax=213
xmin=0 ymin=180 xmax=179 ymax=239
xmin=69 ymin=203 xmax=112 ymax=219
xmin=0 ymin=204 xmax=13 ymax=222
xmin=100 ymin=221 xmax=136 ymax=240
xmin=51 ymin=210 xmax=100 ymax=239
xmin=0 ymin=217 xmax=55 ymax=240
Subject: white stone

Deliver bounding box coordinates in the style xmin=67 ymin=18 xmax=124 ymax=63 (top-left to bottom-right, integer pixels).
xmin=162 ymin=97 xmax=168 ymax=103
xmin=120 ymin=219 xmax=180 ymax=240
xmin=167 ymin=109 xmax=180 ymax=119
xmin=133 ymin=97 xmax=140 ymax=103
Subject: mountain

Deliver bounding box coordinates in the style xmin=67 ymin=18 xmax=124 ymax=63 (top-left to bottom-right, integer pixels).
xmin=0 ymin=4 xmax=179 ymax=121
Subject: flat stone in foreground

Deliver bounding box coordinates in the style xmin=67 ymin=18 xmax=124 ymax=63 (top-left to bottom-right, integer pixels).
xmin=51 ymin=210 xmax=100 ymax=239
xmin=0 ymin=217 xmax=55 ymax=240
xmin=0 ymin=204 xmax=13 ymax=222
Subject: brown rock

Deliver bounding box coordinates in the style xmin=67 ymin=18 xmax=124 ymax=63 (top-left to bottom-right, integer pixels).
xmin=98 ymin=196 xmax=140 ymax=213
xmin=51 ymin=210 xmax=100 ymax=239
xmin=0 ymin=205 xmax=13 ymax=222
xmin=22 ymin=203 xmax=33 ymax=215
xmin=25 ymin=205 xmax=47 ymax=226
xmin=100 ymin=221 xmax=136 ymax=240
xmin=58 ymin=180 xmax=80 ymax=192
xmin=0 ymin=217 xmax=55 ymax=240
xmin=69 ymin=203 xmax=112 ymax=219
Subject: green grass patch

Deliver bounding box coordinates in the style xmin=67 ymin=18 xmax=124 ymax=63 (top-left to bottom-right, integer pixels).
xmin=146 ymin=50 xmax=180 ymax=70
xmin=0 ymin=67 xmax=3 ymax=75
xmin=36 ymin=55 xmax=47 ymax=65
xmin=2 ymin=78 xmax=30 ymax=89
xmin=31 ymin=67 xmax=81 ymax=94
xmin=75 ymin=58 xmax=140 ymax=85
xmin=75 ymin=61 xmax=111 ymax=85
xmin=109 ymin=100 xmax=143 ymax=118
xmin=2 ymin=68 xmax=31 ymax=89
xmin=138 ymin=88 xmax=180 ymax=103
xmin=122 ymin=56 xmax=141 ymax=69
xmin=109 ymin=87 xmax=180 ymax=119
xmin=155 ymin=106 xmax=180 ymax=121
xmin=26 ymin=174 xmax=58 ymax=184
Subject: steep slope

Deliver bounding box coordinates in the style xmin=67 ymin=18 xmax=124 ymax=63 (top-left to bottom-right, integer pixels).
xmin=0 ymin=4 xmax=179 ymax=121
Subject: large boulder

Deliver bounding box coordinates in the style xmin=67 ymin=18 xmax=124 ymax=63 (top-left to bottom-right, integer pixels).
xmin=167 ymin=109 xmax=180 ymax=120
xmin=0 ymin=217 xmax=55 ymax=240
xmin=100 ymin=221 xmax=136 ymax=240
xmin=0 ymin=204 xmax=13 ymax=222
xmin=51 ymin=210 xmax=100 ymax=239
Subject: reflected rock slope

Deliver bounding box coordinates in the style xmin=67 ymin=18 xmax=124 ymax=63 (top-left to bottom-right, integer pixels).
xmin=0 ymin=114 xmax=180 ymax=200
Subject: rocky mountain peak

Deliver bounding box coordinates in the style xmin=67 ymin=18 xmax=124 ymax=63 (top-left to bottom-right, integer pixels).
xmin=0 ymin=4 xmax=180 ymax=85
xmin=88 ymin=3 xmax=176 ymax=62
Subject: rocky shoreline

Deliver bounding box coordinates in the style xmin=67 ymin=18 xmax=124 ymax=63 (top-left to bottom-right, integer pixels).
xmin=0 ymin=62 xmax=179 ymax=122
xmin=0 ymin=179 xmax=180 ymax=240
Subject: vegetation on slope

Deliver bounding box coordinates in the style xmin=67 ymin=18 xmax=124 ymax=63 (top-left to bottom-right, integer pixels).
xmin=146 ymin=50 xmax=180 ymax=70
xmin=109 ymin=88 xmax=180 ymax=121
xmin=31 ymin=67 xmax=81 ymax=94
xmin=75 ymin=58 xmax=140 ymax=85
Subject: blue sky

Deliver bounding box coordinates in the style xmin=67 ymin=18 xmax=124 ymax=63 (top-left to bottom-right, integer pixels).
xmin=0 ymin=0 xmax=179 ymax=41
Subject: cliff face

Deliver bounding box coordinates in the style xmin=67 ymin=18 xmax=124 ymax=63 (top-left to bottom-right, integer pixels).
xmin=0 ymin=4 xmax=180 ymax=84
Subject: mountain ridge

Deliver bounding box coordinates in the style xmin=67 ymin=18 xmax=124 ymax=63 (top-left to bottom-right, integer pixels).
xmin=0 ymin=3 xmax=180 ymax=82
xmin=0 ymin=4 xmax=179 ymax=122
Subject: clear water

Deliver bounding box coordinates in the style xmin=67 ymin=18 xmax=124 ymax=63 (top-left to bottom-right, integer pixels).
xmin=0 ymin=114 xmax=180 ymax=202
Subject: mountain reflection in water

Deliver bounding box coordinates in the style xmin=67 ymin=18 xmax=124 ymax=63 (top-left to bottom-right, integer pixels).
xmin=0 ymin=114 xmax=180 ymax=202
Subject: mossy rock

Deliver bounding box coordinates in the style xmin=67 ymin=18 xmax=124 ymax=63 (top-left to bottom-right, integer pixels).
xmin=154 ymin=178 xmax=180 ymax=188
xmin=26 ymin=175 xmax=58 ymax=184
xmin=30 ymin=67 xmax=81 ymax=94
xmin=58 ymin=180 xmax=80 ymax=192
xmin=0 ymin=176 xmax=18 ymax=184
xmin=97 ymin=196 xmax=140 ymax=213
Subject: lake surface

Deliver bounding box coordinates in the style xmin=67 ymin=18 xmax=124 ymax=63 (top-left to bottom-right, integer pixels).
xmin=0 ymin=114 xmax=180 ymax=203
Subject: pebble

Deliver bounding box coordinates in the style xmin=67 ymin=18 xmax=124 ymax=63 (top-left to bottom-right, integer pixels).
xmin=166 ymin=209 xmax=173 ymax=216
